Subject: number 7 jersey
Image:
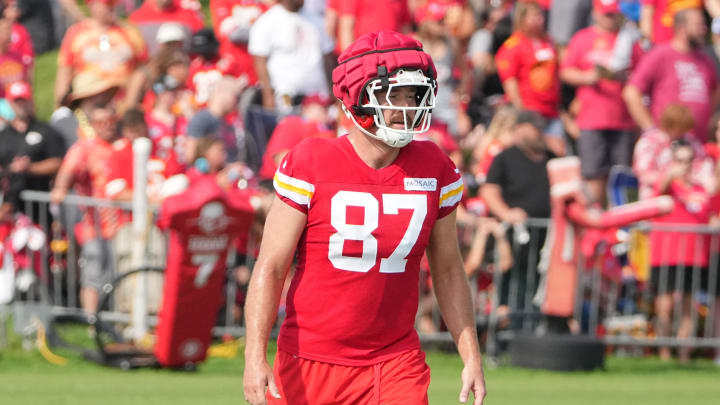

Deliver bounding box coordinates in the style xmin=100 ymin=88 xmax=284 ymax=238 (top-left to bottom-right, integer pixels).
xmin=273 ymin=135 xmax=463 ymax=366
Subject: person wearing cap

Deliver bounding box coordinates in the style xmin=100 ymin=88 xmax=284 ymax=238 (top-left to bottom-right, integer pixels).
xmin=0 ymin=81 xmax=65 ymax=222
xmin=187 ymin=28 xmax=245 ymax=107
xmin=55 ymin=0 xmax=147 ymax=110
xmin=480 ymin=109 xmax=553 ymax=317
xmin=129 ymin=0 xmax=204 ymax=54
xmin=560 ymin=0 xmax=637 ymax=206
xmin=248 ymin=0 xmax=334 ymax=111
xmin=624 ymin=7 xmax=718 ymax=142
xmin=121 ymin=45 xmax=190 ymax=114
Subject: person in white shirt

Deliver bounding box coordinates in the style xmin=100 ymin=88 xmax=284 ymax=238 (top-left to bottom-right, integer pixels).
xmin=248 ymin=0 xmax=334 ymax=112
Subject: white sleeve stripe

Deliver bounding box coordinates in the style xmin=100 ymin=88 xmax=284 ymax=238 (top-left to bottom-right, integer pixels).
xmin=275 ymin=183 xmax=311 ymax=207
xmin=440 ymin=192 xmax=463 ymax=208
xmin=275 ymin=170 xmax=315 ymax=193
xmin=440 ymin=178 xmax=464 ymax=197
xmin=105 ymin=178 xmax=127 ymax=197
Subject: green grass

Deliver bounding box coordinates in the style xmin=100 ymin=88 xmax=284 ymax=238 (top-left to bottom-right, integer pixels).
xmin=34 ymin=50 xmax=58 ymax=122
xmin=2 ymin=328 xmax=720 ymax=405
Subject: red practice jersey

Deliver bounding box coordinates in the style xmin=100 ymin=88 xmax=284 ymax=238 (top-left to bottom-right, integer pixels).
xmin=273 ymin=136 xmax=463 ymax=366
xmin=154 ymin=176 xmax=255 ymax=367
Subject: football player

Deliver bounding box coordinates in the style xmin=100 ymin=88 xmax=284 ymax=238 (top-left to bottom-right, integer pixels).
xmin=243 ymin=30 xmax=486 ymax=405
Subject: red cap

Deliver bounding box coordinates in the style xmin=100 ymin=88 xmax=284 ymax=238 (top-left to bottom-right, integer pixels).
xmin=6 ymin=81 xmax=31 ymax=101
xmin=301 ymin=93 xmax=332 ymax=107
xmin=414 ymin=0 xmax=463 ymax=24
xmin=594 ymin=0 xmax=620 ymax=14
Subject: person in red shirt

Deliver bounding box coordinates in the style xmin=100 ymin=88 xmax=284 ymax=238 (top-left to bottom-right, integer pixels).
xmin=649 ymin=139 xmax=720 ymax=362
xmin=129 ymin=0 xmax=205 ymax=54
xmin=243 ymin=31 xmax=485 ymax=405
xmin=2 ymin=1 xmax=34 ymax=70
xmin=187 ymin=28 xmax=245 ymax=107
xmin=640 ymin=0 xmax=709 ymax=44
xmin=258 ymin=94 xmax=334 ymax=181
xmin=337 ymin=0 xmax=412 ymax=51
xmin=55 ymin=0 xmax=148 ymax=110
xmin=50 ymin=104 xmax=124 ymax=315
xmin=0 ymin=18 xmax=28 ymax=98
xmin=209 ymin=0 xmax=269 ymax=86
xmin=105 ymin=109 xmax=184 ymax=204
xmin=146 ymin=76 xmax=189 ymax=163
xmin=561 ymin=0 xmax=638 ymax=206
xmin=495 ymin=1 xmax=563 ymax=155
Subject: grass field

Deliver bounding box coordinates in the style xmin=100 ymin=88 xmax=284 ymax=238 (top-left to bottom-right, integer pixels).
xmin=2 ymin=330 xmax=720 ymax=405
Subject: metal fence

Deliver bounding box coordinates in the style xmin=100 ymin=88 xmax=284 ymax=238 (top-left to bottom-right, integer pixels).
xmin=6 ymin=191 xmax=720 ymax=360
xmin=5 ymin=190 xmax=249 ymax=340
xmin=478 ymin=219 xmax=720 ymax=360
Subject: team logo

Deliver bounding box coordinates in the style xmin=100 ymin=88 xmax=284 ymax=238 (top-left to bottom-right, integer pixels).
xmin=197 ymin=201 xmax=230 ymax=234
xmin=180 ymin=339 xmax=202 ymax=359
xmin=25 ymin=131 xmax=42 ymax=146
xmin=404 ymin=178 xmax=437 ymax=192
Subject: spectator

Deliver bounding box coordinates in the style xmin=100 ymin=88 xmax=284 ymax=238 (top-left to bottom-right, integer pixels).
xmin=146 ymin=75 xmax=189 ymax=163
xmin=248 ymin=0 xmax=334 ymax=111
xmin=49 ymin=72 xmax=123 ymax=147
xmin=0 ymin=18 xmax=29 ymax=98
xmin=648 ymin=139 xmax=719 ymax=362
xmin=2 ymin=1 xmax=34 ymax=70
xmin=9 ymin=0 xmax=54 ymax=54
xmin=624 ymin=8 xmax=718 ymax=142
xmin=210 ymin=0 xmax=269 ymax=87
xmin=415 ymin=1 xmax=474 ymax=137
xmin=105 ymin=109 xmax=184 ymax=203
xmin=55 ymin=0 xmax=147 ymax=109
xmin=336 ymin=0 xmax=412 ymax=51
xmin=561 ymin=0 xmax=637 ymax=206
xmin=633 ymin=103 xmax=715 ymax=200
xmin=495 ymin=1 xmax=564 ymax=155
xmin=0 ymin=81 xmax=65 ymax=222
xmin=155 ymin=22 xmax=190 ymax=51
xmin=186 ymin=77 xmax=247 ymax=165
xmin=640 ymin=0 xmax=720 ymax=45
xmin=187 ymin=28 xmax=245 ymax=107
xmin=129 ymin=0 xmax=204 ymax=54
xmin=480 ymin=110 xmax=553 ymax=314
xmin=122 ymin=46 xmax=190 ymax=114
xmin=258 ymin=93 xmax=334 ymax=182
xmin=50 ymin=104 xmax=123 ymax=314
xmin=471 ymin=105 xmax=517 ymax=184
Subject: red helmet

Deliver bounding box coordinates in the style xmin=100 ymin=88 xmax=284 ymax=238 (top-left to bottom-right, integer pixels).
xmin=332 ymin=31 xmax=438 ymax=147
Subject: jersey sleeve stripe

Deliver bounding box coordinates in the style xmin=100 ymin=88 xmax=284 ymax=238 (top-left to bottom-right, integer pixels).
xmin=274 ymin=171 xmax=315 ymax=207
xmin=439 ymin=178 xmax=463 ymax=208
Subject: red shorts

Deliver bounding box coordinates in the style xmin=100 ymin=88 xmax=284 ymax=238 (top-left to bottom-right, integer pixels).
xmin=267 ymin=349 xmax=430 ymax=405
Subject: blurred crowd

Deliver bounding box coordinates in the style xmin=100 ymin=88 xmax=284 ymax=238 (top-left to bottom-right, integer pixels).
xmin=2 ymin=0 xmax=720 ymax=361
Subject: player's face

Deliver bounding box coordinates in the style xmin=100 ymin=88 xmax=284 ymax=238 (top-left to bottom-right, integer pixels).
xmin=683 ymin=9 xmax=707 ymax=48
xmin=594 ymin=10 xmax=622 ymax=32
xmin=523 ymin=7 xmax=545 ymax=36
xmin=375 ymin=86 xmax=418 ymax=130
xmin=515 ymin=123 xmax=544 ymax=152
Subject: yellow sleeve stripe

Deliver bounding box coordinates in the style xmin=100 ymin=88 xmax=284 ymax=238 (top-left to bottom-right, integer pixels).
xmin=439 ymin=178 xmax=464 ymax=208
xmin=274 ymin=171 xmax=315 ymax=207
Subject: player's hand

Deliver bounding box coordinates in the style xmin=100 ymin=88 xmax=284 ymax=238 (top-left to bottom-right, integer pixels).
xmin=459 ymin=360 xmax=486 ymax=405
xmin=50 ymin=188 xmax=68 ymax=205
xmin=243 ymin=359 xmax=280 ymax=405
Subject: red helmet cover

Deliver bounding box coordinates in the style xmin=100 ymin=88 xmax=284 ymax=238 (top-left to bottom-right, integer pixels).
xmin=332 ymin=31 xmax=437 ymax=112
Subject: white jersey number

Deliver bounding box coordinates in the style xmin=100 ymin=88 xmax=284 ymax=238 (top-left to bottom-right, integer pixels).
xmin=328 ymin=191 xmax=427 ymax=273
xmin=192 ymin=254 xmax=219 ymax=288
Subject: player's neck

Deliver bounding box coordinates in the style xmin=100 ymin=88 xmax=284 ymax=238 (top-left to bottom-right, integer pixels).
xmin=347 ymin=129 xmax=401 ymax=170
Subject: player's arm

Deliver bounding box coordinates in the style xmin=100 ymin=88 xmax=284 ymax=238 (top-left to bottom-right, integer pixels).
xmin=243 ymin=196 xmax=307 ymax=405
xmin=426 ymin=210 xmax=486 ymax=405
xmin=253 ymin=55 xmax=274 ymax=110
